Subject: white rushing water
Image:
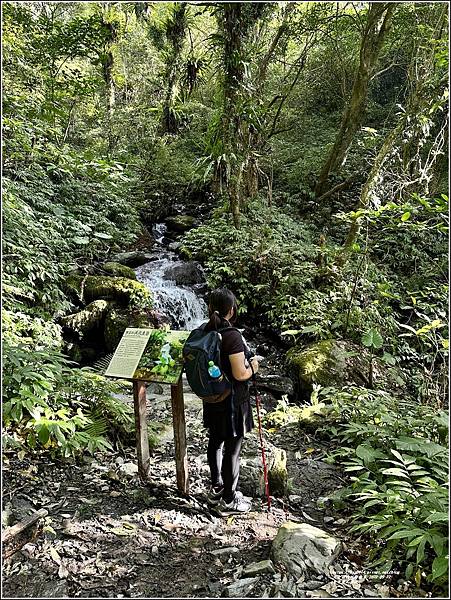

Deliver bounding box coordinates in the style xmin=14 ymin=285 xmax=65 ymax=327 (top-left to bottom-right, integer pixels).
xmin=135 ymin=224 xmax=208 ymax=331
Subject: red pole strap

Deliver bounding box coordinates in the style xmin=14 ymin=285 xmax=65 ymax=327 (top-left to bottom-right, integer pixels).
xmin=253 ymin=379 xmax=271 ymax=511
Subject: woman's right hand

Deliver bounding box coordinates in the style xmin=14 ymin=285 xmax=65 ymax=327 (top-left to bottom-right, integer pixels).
xmin=249 ymin=356 xmax=259 ymax=374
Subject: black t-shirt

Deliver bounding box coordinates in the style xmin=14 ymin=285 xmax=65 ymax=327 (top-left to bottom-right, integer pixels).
xmin=202 ymin=319 xmax=253 ymax=437
xmin=204 ymin=320 xmax=249 ymax=402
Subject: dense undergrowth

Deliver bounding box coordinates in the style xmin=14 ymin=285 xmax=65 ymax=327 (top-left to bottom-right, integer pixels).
xmin=181 ymin=195 xmax=449 ymax=591
xmin=265 ymin=385 xmax=448 ymax=592
xmin=2 ymin=151 xmax=147 ymax=456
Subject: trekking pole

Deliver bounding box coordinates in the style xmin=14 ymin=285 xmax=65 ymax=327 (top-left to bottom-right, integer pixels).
xmin=250 ymin=368 xmax=271 ymax=512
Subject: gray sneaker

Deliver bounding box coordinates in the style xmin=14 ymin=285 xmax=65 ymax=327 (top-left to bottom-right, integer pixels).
xmin=206 ymin=486 xmax=224 ymax=506
xmin=217 ymin=491 xmax=252 ymax=515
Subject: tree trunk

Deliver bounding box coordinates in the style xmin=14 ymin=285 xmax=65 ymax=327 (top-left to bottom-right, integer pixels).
xmin=103 ymin=50 xmax=115 ymax=117
xmin=100 ymin=4 xmax=118 ymax=151
xmin=315 ymin=3 xmax=396 ymax=198
xmin=161 ymin=3 xmax=187 ymax=134
xmin=340 ymin=121 xmax=402 ymax=259
xmin=215 ymin=3 xmax=247 ymax=228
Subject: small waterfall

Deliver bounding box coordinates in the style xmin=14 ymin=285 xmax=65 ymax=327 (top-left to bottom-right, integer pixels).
xmin=152 ymin=223 xmax=167 ymax=244
xmin=136 ymin=227 xmax=208 ymax=330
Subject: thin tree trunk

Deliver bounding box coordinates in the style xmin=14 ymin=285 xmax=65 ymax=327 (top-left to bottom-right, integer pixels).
xmin=315 ymin=3 xmax=396 ymax=198
xmin=100 ymin=4 xmax=117 ymax=151
xmin=340 ymin=122 xmax=402 ymax=259
xmin=161 ymin=3 xmax=187 ymax=134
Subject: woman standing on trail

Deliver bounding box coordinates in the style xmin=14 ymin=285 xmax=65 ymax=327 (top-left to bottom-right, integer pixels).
xmin=203 ymin=288 xmax=259 ymax=515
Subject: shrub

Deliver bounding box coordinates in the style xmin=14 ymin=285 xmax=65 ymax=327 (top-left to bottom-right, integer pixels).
xmin=2 ymin=341 xmax=139 ymax=457
xmin=315 ymin=385 xmax=449 ymax=592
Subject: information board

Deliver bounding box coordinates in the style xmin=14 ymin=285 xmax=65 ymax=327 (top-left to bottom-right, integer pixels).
xmin=104 ymin=328 xmax=189 ymax=383
xmin=104 ymin=328 xmax=152 ymax=378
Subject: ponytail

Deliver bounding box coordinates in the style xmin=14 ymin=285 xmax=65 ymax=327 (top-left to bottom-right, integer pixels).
xmin=208 ymin=310 xmax=223 ymax=330
xmin=207 ymin=288 xmax=238 ymax=330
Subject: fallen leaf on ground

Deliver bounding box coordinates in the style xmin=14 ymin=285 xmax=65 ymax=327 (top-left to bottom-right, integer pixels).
xmin=50 ymin=547 xmax=61 ymax=564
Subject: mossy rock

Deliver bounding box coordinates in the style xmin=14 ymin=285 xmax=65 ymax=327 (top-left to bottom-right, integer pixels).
xmin=65 ymin=275 xmax=152 ymax=309
xmin=165 ymin=215 xmax=196 ymax=232
xmin=268 ymin=447 xmax=288 ymax=496
xmin=240 ymin=434 xmax=288 ymax=497
xmin=101 ymin=262 xmax=137 ymax=280
xmin=60 ymin=300 xmax=111 ymax=338
xmin=286 ymin=339 xmax=404 ymax=396
xmin=110 ymin=251 xmax=154 ymax=268
xmin=104 ymin=307 xmax=153 ymax=352
xmin=287 ymin=340 xmax=352 ymax=393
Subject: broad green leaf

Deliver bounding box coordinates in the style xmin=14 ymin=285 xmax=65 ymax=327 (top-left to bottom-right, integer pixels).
xmin=72 ymin=236 xmax=89 ymax=245
xmin=38 ymin=426 xmax=50 ymax=444
xmin=382 ymin=467 xmax=409 ymax=478
xmin=431 ymin=557 xmax=448 ymax=580
xmin=405 ymin=563 xmax=414 ymax=579
xmin=361 ymin=328 xmax=383 ymax=349
xmin=381 ymin=352 xmax=396 ymax=365
xmin=93 ymin=232 xmax=112 ymax=239
xmin=387 ymin=528 xmax=426 ymax=540
xmin=356 ymin=444 xmax=383 ymax=465
xmin=423 ymin=512 xmax=448 ymax=524
xmin=390 ymin=449 xmax=405 ymax=463
xmin=401 ymin=211 xmax=411 ymax=221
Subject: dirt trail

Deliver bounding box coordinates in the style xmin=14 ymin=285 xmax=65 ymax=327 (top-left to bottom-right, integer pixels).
xmin=3 ymin=379 xmax=378 ymax=599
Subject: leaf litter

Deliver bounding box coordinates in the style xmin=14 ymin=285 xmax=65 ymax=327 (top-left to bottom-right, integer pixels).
xmin=3 ymin=384 xmax=414 ymax=598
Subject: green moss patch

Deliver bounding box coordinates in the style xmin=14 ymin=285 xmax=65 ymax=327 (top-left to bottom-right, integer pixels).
xmin=101 ymin=262 xmax=137 ymax=280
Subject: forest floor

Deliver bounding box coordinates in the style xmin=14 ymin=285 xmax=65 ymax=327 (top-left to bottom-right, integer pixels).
xmin=3 ymin=379 xmax=409 ymax=599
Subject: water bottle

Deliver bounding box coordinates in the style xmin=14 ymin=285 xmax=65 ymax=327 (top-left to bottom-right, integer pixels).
xmin=208 ymin=361 xmax=223 ymax=381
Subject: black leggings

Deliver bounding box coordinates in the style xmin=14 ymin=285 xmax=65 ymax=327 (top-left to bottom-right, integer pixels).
xmin=207 ymin=430 xmax=243 ymax=503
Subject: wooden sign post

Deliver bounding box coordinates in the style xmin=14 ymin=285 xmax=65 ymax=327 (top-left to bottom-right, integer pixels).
xmin=170 ymin=377 xmax=189 ymax=494
xmin=105 ymin=328 xmax=190 ymax=494
xmin=133 ymin=379 xmax=151 ymax=480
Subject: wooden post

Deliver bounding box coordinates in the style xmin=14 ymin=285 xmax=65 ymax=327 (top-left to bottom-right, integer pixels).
xmin=133 ymin=380 xmax=150 ymax=480
xmin=171 ymin=377 xmax=189 ymax=494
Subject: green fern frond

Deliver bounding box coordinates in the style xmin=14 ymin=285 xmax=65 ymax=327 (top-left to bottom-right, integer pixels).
xmin=91 ymin=353 xmax=114 ymax=375
xmin=85 ymin=412 xmax=109 ymax=438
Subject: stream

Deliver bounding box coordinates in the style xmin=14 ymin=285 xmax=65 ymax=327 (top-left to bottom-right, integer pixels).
xmin=135 ymin=223 xmax=208 ymax=331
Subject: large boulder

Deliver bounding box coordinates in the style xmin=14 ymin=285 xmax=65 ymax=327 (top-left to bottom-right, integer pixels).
xmin=165 ymin=215 xmax=196 ymax=232
xmin=286 ymin=339 xmax=404 ymax=396
xmin=240 ymin=433 xmax=288 ymax=497
xmin=101 ymin=261 xmax=137 ymax=280
xmin=271 ymin=522 xmax=341 ymax=578
xmin=65 ymin=275 xmax=152 ymax=309
xmin=163 ymin=261 xmax=205 ymax=285
xmin=60 ymin=300 xmax=110 ymax=339
xmin=110 ymin=251 xmax=155 ymax=268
